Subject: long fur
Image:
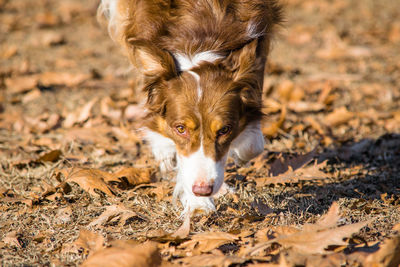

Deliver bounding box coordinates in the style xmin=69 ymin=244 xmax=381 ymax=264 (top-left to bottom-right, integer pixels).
xmin=98 ymin=0 xmax=282 ymax=215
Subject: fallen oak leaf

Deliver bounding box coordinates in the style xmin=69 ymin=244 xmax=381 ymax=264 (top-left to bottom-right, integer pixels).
xmin=5 ymin=75 xmax=39 ymax=94
xmin=256 ymin=160 xmax=331 ymax=187
xmin=88 ymin=204 xmax=144 ymax=228
xmin=324 ymin=106 xmax=354 ymax=127
xmin=37 ymin=149 xmax=62 ymax=163
xmin=73 ymin=229 xmax=104 ymax=256
xmin=176 ymin=254 xmax=246 ymax=267
xmin=245 ymin=202 xmax=371 ymax=256
xmin=63 ymin=98 xmax=97 ymax=128
xmin=81 ymin=241 xmax=162 ymax=267
xmin=149 ymin=213 xmax=190 ymax=243
xmin=65 ymin=168 xmax=115 ymax=197
xmin=39 ymin=71 xmax=90 ymax=87
xmin=262 ymin=105 xmax=286 ymax=138
xmin=269 ymin=147 xmax=318 ymax=176
xmin=179 ymin=231 xmax=238 ymax=255
xmin=171 ymin=212 xmax=191 ymax=239
xmin=112 ymin=167 xmax=156 ymax=187
xmin=361 ymin=224 xmax=400 ymax=267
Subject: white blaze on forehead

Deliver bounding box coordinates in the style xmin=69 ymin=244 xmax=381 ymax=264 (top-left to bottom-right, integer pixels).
xmin=187 ymin=71 xmax=202 ymax=99
xmin=174 ymin=51 xmax=224 ymax=71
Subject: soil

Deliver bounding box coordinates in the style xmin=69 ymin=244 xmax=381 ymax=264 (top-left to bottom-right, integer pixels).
xmin=0 ymin=0 xmax=399 ymax=266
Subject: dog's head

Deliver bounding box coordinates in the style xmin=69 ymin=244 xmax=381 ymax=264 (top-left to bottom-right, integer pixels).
xmin=133 ymin=39 xmax=264 ymax=197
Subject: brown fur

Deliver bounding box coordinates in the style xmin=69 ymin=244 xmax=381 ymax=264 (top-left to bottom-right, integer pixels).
xmin=99 ymin=0 xmax=282 ymax=160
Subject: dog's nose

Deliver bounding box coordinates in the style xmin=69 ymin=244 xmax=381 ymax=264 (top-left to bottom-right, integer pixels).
xmin=192 ymin=183 xmax=213 ymax=196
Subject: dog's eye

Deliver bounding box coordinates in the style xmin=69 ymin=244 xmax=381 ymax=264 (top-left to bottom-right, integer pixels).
xmin=175 ymin=125 xmax=186 ymax=134
xmin=217 ymin=125 xmax=231 ymax=136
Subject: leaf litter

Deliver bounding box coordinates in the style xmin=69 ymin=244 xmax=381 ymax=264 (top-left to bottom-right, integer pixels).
xmin=1 ymin=0 xmax=400 ymax=266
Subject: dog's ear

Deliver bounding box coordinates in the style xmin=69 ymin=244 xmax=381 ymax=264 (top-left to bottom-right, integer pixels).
xmin=127 ymin=40 xmax=176 ymax=115
xmin=128 ymin=40 xmax=177 ymax=79
xmin=227 ymin=39 xmax=265 ymax=85
xmin=225 ymin=39 xmax=265 ymax=119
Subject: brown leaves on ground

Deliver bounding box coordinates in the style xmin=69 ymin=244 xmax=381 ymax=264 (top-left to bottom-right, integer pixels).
xmin=254 ymin=148 xmax=331 ymax=186
xmin=88 ymin=204 xmax=143 ymax=228
xmin=81 ymin=241 xmax=162 ymax=267
xmin=256 ymin=160 xmax=331 ymax=186
xmin=74 ymin=229 xmax=105 ymax=255
xmin=63 ymin=168 xmax=115 ymax=197
xmin=244 ymin=202 xmax=370 ymax=257
xmin=179 ymin=231 xmax=238 ymax=255
xmin=61 ymin=167 xmax=155 ymax=197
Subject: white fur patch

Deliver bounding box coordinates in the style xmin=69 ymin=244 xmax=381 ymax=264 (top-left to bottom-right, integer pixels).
xmin=229 ymin=121 xmax=265 ymax=165
xmin=174 ymin=51 xmax=224 ymax=71
xmin=143 ymin=129 xmax=176 ymax=174
xmin=187 ymin=71 xmax=202 ymax=99
xmin=174 ymin=143 xmax=228 ymax=214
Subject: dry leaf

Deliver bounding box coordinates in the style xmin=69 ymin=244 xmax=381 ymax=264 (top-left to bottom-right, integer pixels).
xmin=177 ymin=254 xmax=245 ymax=267
xmin=64 ymin=127 xmax=111 ymax=145
xmin=269 ymin=148 xmax=317 ymax=176
xmin=65 ymin=168 xmax=115 ymax=197
xmin=101 ymin=96 xmax=122 ymax=121
xmin=22 ymin=89 xmax=41 ymax=104
xmin=37 ymin=149 xmax=62 ymax=163
xmin=81 ymin=241 xmax=162 ymax=267
xmin=54 ymin=206 xmax=73 ymax=224
xmin=324 ymin=106 xmax=354 ymax=127
xmin=251 ymin=199 xmax=274 ymax=216
xmin=113 ymin=167 xmax=155 ymax=186
xmin=2 ymin=231 xmax=21 ymax=248
xmin=35 ymin=12 xmax=60 ymax=27
xmin=5 ymin=75 xmax=38 ymax=94
xmin=40 ymin=31 xmax=65 ymax=46
xmin=74 ymin=229 xmax=104 ymax=255
xmin=246 ymin=202 xmax=370 ymax=256
xmin=287 ymin=101 xmax=325 ymax=113
xmin=256 ymin=160 xmax=330 ymax=186
xmin=88 ymin=204 xmax=139 ymax=227
xmin=363 ymin=233 xmax=400 ymax=267
xmin=39 ymin=71 xmax=90 ymax=87
xmin=277 ymin=80 xmax=294 ymax=102
xmin=124 ymin=104 xmax=146 ymax=121
xmin=179 ymin=231 xmax=238 ymax=255
xmin=172 ymin=213 xmax=191 ymax=239
xmin=0 ymin=44 xmax=18 ymax=59
xmin=263 ymin=105 xmax=286 ymax=138
xmin=63 ymin=98 xmax=97 ymax=127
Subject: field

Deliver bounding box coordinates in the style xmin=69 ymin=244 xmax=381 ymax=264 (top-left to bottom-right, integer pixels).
xmin=1 ymin=0 xmax=399 ymax=266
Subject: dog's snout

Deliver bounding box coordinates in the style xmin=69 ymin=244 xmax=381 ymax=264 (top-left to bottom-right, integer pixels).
xmin=192 ymin=182 xmax=213 ymax=196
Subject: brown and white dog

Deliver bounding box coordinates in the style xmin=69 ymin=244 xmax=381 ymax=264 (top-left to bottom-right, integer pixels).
xmin=98 ymin=0 xmax=282 ymax=215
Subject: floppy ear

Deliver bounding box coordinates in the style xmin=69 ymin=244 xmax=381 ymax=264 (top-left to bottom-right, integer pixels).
xmin=225 ymin=39 xmax=266 ymax=87
xmin=127 ymin=40 xmax=177 ymax=115
xmin=225 ymin=40 xmax=265 ymax=119
xmin=128 ymin=40 xmax=177 ymax=79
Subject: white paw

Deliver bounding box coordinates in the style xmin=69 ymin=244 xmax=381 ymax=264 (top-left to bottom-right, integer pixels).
xmin=173 ymin=185 xmax=215 ymax=216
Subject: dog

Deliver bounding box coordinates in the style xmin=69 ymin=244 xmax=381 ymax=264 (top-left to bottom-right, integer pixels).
xmin=98 ymin=0 xmax=282 ymax=215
